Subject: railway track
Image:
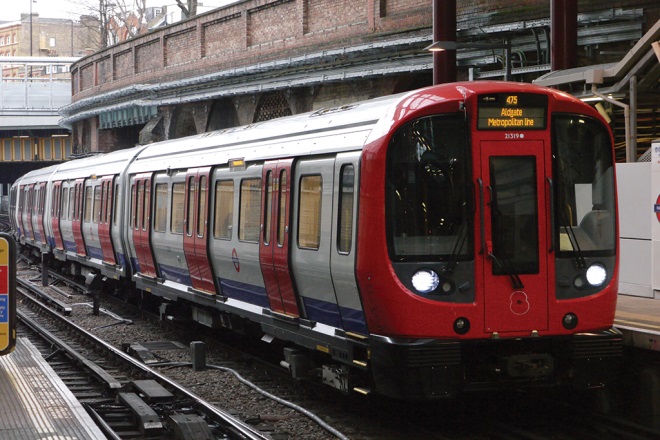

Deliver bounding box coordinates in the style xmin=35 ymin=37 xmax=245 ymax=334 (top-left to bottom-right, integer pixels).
xmin=17 ymin=280 xmax=276 ymax=440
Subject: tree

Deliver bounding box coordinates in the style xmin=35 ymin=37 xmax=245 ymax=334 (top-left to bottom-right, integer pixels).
xmin=175 ymin=0 xmax=198 ymax=19
xmin=71 ymin=0 xmax=148 ymax=47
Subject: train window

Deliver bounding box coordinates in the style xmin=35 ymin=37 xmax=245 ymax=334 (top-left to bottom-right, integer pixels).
xmin=264 ymin=171 xmax=273 ymax=245
xmin=171 ymin=182 xmax=185 ymax=234
xmin=297 ymin=175 xmax=322 ymax=250
xmin=100 ymin=185 xmax=106 ymax=223
xmin=239 ymin=178 xmax=261 ymax=242
xmin=113 ymin=184 xmax=119 ymax=225
xmin=84 ymin=186 xmax=93 ymax=223
xmin=68 ymin=186 xmax=75 ymax=221
xmin=385 ymin=114 xmax=471 ymax=262
xmin=105 ymin=182 xmax=113 ymax=225
xmin=198 ymin=176 xmax=207 ymax=238
xmin=136 ymin=182 xmax=144 ymax=231
xmin=489 ymin=156 xmax=539 ymax=275
xmin=277 ymin=170 xmax=287 ymax=246
xmin=154 ymin=183 xmax=168 ymax=233
xmin=213 ymin=180 xmax=234 ymax=240
xmin=553 ymin=115 xmax=615 ymax=255
xmin=186 ymin=177 xmax=195 ymax=236
xmin=338 ymin=165 xmax=354 ymax=254
xmin=93 ymin=186 xmax=101 ymax=224
xmin=129 ymin=184 xmax=135 ymax=229
xmin=143 ymin=181 xmax=150 ymax=231
xmin=52 ymin=186 xmax=58 ymax=217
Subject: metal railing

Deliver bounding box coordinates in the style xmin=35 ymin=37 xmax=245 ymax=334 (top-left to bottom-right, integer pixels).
xmin=0 ymin=57 xmax=77 ymax=112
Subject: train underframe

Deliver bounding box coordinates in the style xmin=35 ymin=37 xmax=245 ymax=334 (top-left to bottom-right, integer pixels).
xmin=28 ymin=250 xmax=623 ymax=401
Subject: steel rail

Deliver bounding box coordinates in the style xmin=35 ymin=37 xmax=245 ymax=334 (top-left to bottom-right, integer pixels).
xmin=16 ymin=288 xmax=271 ymax=440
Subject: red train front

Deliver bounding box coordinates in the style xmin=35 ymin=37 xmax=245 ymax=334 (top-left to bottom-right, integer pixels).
xmin=357 ymin=82 xmax=621 ymax=399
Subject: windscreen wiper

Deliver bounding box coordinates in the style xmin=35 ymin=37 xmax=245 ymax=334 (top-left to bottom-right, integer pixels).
xmin=444 ymin=221 xmax=468 ymax=274
xmin=560 ymin=204 xmax=586 ymax=269
xmin=489 ymin=249 xmax=524 ymax=289
xmin=488 ymin=184 xmax=524 ymax=289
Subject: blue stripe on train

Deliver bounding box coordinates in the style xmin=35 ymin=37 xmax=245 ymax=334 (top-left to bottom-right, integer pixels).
xmin=86 ymin=245 xmax=104 ymax=260
xmin=158 ymin=263 xmax=192 ymax=286
xmin=302 ymin=297 xmax=368 ymax=334
xmin=219 ymin=278 xmax=270 ymax=308
xmin=64 ymin=239 xmax=77 ymax=253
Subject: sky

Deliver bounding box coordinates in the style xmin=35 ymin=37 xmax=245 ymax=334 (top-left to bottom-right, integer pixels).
xmin=1 ymin=0 xmax=239 ymax=23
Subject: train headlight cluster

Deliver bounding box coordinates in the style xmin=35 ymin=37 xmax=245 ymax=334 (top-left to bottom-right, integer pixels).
xmin=585 ymin=263 xmax=607 ymax=287
xmin=411 ymin=269 xmax=440 ymax=294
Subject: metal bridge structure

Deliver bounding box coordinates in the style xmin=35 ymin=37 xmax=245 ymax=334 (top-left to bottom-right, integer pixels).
xmin=0 ymin=57 xmax=76 ymax=194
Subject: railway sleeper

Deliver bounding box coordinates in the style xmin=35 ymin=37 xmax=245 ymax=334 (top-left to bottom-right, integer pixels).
xmin=117 ymin=391 xmax=164 ymax=435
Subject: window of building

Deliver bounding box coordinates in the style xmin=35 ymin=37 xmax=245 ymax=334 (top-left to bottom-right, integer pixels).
xmin=298 ymin=175 xmax=322 ymax=250
xmin=213 ymin=180 xmax=234 ymax=240
xmin=49 ymin=37 xmax=56 ymax=47
xmin=239 ymin=178 xmax=261 ymax=242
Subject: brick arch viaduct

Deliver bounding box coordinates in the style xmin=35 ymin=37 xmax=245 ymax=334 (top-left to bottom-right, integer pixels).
xmin=61 ymin=0 xmax=658 ymax=153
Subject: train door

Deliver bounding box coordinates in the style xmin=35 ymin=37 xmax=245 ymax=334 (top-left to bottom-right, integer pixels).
xmin=72 ymin=178 xmax=86 ymax=256
xmin=329 ymin=153 xmax=367 ymax=334
xmin=259 ymin=159 xmax=300 ymax=317
xmin=480 ymin=140 xmax=549 ymax=333
xmin=291 ymin=157 xmax=344 ymax=327
xmin=17 ymin=185 xmax=25 ymax=239
xmin=131 ymin=173 xmax=158 ymax=278
xmin=25 ymin=184 xmax=34 ymax=241
xmin=52 ymin=181 xmax=65 ymax=250
xmin=34 ymin=183 xmax=47 ymax=245
xmin=99 ymin=176 xmax=117 ymax=265
xmin=183 ymin=167 xmax=215 ymax=293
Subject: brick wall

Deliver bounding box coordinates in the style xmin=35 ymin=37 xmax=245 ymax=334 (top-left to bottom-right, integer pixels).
xmin=71 ymin=0 xmax=434 ymax=101
xmin=71 ymin=0 xmax=659 ymax=102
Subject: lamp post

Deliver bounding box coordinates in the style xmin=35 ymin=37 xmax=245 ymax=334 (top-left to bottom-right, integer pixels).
xmin=29 ymin=0 xmax=33 ymax=58
xmin=426 ymin=40 xmax=512 ymax=81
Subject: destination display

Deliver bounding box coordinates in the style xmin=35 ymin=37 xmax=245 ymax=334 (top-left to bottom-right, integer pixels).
xmin=477 ymin=93 xmax=548 ymax=130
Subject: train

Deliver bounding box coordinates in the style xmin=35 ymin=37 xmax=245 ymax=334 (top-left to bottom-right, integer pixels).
xmin=9 ymin=81 xmax=622 ymax=399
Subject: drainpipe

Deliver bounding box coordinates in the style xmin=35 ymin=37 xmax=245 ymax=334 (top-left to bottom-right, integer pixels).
xmin=591 ymin=84 xmax=633 ymax=162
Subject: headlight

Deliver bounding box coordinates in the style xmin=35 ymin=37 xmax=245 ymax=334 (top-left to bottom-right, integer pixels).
xmin=411 ymin=269 xmax=440 ymax=294
xmin=585 ymin=263 xmax=607 ymax=287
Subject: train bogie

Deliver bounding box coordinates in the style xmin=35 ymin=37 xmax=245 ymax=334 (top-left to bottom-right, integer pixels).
xmin=10 ymin=81 xmax=623 ymax=400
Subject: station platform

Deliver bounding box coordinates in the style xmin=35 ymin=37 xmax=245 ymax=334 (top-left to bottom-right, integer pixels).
xmin=0 ymin=337 xmax=107 ymax=439
xmin=615 ymin=294 xmax=660 ymax=352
